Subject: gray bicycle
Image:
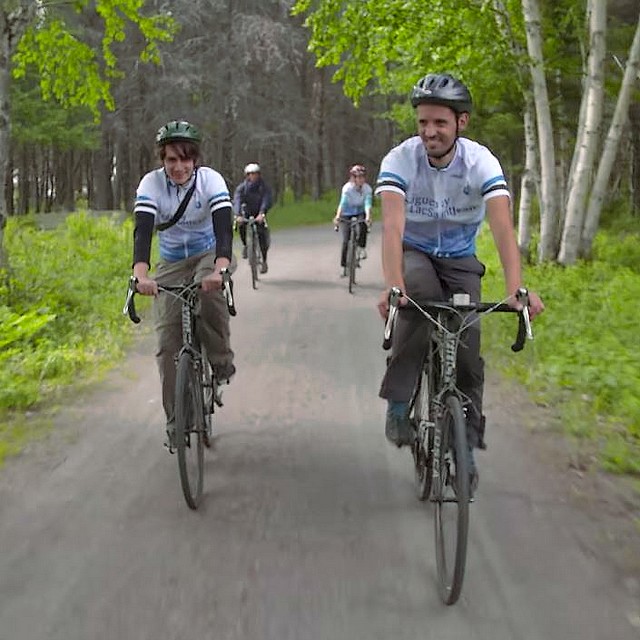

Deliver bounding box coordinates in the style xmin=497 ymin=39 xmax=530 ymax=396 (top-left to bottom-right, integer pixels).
xmin=383 ymin=286 xmax=532 ymax=604
xmin=124 ymin=269 xmax=236 ymax=510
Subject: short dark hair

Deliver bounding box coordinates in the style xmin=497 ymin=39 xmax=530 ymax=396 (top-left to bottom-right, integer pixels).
xmin=158 ymin=140 xmax=200 ymax=164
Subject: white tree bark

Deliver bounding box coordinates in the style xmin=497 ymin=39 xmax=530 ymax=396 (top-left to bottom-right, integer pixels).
xmin=521 ymin=0 xmax=560 ymax=262
xmin=558 ymin=0 xmax=606 ymax=265
xmin=581 ymin=14 xmax=640 ymax=257
xmin=517 ymin=94 xmax=539 ymax=259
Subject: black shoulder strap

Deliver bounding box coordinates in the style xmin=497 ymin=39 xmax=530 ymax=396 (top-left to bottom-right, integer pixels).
xmin=156 ymin=169 xmax=198 ymax=232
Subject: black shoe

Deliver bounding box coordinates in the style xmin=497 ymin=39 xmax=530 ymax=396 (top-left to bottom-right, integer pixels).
xmin=242 ymin=246 xmax=247 ymax=259
xmin=260 ymin=261 xmax=268 ymax=274
xmin=385 ymin=403 xmax=413 ymax=447
xmin=214 ymin=362 xmax=236 ymax=385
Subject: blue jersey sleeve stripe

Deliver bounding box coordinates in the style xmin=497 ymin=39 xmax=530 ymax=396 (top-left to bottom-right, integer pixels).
xmin=377 ymin=171 xmax=407 ymax=190
xmin=481 ymin=175 xmax=506 ymax=193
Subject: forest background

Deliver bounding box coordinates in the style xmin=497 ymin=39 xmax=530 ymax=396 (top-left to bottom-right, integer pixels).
xmin=0 ymin=0 xmax=638 ymax=478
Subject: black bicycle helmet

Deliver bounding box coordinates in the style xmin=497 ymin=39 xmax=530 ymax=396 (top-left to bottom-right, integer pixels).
xmin=410 ymin=73 xmax=473 ymax=114
xmin=155 ymin=120 xmax=202 ymax=145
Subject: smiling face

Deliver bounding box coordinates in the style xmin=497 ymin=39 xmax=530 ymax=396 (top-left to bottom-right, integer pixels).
xmin=416 ymin=103 xmax=469 ymax=165
xmin=161 ymin=142 xmax=197 ymax=185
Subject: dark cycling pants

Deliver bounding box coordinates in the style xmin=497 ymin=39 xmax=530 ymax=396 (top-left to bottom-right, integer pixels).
xmin=379 ymin=247 xmax=486 ymax=448
xmin=239 ymin=221 xmax=269 ymax=261
xmin=340 ymin=213 xmax=368 ymax=267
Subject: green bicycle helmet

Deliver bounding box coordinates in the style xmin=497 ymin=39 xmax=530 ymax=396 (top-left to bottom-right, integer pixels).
xmin=410 ymin=73 xmax=473 ymax=114
xmin=155 ymin=120 xmax=202 ymax=146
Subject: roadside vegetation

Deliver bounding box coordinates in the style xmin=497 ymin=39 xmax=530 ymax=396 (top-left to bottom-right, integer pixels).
xmin=1 ymin=203 xmax=638 ymax=475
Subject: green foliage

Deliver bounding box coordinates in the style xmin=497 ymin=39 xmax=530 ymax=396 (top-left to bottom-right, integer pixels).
xmin=12 ymin=1 xmax=176 ymax=118
xmin=266 ymin=190 xmax=337 ymax=230
xmin=11 ymin=74 xmax=99 ymax=149
xmin=292 ymin=0 xmax=525 ymax=109
xmin=0 ymin=212 xmax=140 ymax=413
xmin=477 ymin=225 xmax=640 ymax=475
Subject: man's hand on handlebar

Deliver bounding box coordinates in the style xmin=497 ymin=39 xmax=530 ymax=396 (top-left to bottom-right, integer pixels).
xmin=135 ymin=275 xmax=158 ymax=297
xmin=377 ymin=286 xmax=407 ymax=320
xmin=508 ymin=288 xmax=545 ymax=320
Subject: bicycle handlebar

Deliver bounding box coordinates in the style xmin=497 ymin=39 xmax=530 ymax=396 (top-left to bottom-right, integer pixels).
xmin=382 ymin=287 xmax=532 ymax=353
xmin=122 ymin=268 xmax=237 ymax=323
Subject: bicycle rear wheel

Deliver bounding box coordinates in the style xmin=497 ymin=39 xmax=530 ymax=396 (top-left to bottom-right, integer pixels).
xmin=434 ymin=394 xmax=469 ymax=604
xmin=411 ymin=368 xmax=434 ymax=501
xmin=249 ymin=227 xmax=259 ymax=289
xmin=347 ymin=228 xmax=357 ymax=293
xmin=175 ymin=352 xmax=205 ymax=510
xmin=200 ymin=345 xmax=214 ymax=449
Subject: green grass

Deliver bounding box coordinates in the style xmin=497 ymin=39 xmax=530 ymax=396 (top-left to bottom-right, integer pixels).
xmin=477 ymin=225 xmax=640 ymax=475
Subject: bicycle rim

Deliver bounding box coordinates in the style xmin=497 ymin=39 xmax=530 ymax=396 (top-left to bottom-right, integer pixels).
xmin=434 ymin=394 xmax=469 ymax=604
xmin=175 ymin=353 xmax=205 ymax=510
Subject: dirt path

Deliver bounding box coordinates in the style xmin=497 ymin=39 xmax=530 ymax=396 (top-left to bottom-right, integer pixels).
xmin=0 ymin=226 xmax=638 ymax=640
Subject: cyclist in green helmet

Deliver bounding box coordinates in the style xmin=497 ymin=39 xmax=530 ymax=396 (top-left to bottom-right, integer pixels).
xmin=131 ymin=120 xmax=236 ymax=447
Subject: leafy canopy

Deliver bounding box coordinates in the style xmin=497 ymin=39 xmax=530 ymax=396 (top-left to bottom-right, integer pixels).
xmin=12 ymin=0 xmax=175 ymax=118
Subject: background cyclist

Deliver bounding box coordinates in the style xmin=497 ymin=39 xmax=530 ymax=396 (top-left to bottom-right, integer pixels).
xmin=233 ymin=163 xmax=273 ymax=274
xmin=131 ymin=120 xmax=236 ymax=446
xmin=375 ymin=73 xmax=544 ymax=489
xmin=333 ymin=164 xmax=372 ymax=276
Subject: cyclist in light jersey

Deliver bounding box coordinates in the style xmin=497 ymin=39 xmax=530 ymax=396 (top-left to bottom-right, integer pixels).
xmin=376 ymin=73 xmax=544 ymax=489
xmin=333 ymin=164 xmax=372 ymax=275
xmin=131 ymin=120 xmax=235 ymax=444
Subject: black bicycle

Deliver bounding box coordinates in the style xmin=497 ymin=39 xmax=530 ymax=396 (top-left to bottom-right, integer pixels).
xmin=335 ymin=216 xmax=364 ymax=294
xmin=123 ymin=269 xmax=237 ymax=510
xmin=238 ymin=204 xmax=265 ymax=290
xmin=383 ymin=287 xmax=532 ymax=604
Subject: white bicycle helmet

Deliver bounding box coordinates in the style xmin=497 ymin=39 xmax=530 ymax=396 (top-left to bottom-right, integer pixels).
xmin=244 ymin=163 xmax=261 ymax=174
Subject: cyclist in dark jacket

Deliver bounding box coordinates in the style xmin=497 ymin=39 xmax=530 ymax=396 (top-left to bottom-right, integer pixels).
xmin=233 ymin=163 xmax=273 ymax=273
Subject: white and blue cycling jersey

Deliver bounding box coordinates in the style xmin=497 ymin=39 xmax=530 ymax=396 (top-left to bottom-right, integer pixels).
xmin=339 ymin=181 xmax=373 ymax=217
xmin=134 ymin=167 xmax=231 ymax=262
xmin=375 ymin=136 xmax=509 ymax=258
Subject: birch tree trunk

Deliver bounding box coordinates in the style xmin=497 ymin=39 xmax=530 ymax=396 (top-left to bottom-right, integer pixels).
xmin=521 ymin=0 xmax=560 ymax=262
xmin=517 ymin=95 xmax=539 ymax=260
xmin=581 ymin=14 xmax=640 ymax=256
xmin=558 ymin=0 xmax=606 ymax=265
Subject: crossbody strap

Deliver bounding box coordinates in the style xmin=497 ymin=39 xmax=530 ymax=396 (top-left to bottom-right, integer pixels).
xmin=155 ymin=169 xmax=198 ymax=232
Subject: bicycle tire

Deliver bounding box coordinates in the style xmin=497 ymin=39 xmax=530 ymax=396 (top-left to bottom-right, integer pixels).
xmin=200 ymin=344 xmax=214 ymax=449
xmin=434 ymin=393 xmax=470 ymax=605
xmin=411 ymin=368 xmax=434 ymax=501
xmin=249 ymin=226 xmax=259 ymax=289
xmin=175 ymin=352 xmax=205 ymax=510
xmin=348 ymin=228 xmax=357 ymax=293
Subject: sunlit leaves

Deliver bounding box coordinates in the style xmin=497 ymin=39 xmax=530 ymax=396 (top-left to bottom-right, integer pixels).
xmin=11 ymin=0 xmax=176 ymax=118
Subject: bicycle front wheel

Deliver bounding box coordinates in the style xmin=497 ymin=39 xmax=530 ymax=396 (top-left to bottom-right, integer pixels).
xmin=434 ymin=394 xmax=470 ymax=605
xmin=347 ymin=229 xmax=357 ymax=293
xmin=249 ymin=228 xmax=259 ymax=289
xmin=175 ymin=352 xmax=205 ymax=510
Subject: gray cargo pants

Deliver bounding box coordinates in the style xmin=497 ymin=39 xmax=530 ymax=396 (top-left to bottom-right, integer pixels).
xmin=379 ymin=247 xmax=486 ymax=448
xmin=152 ymin=250 xmax=234 ymax=422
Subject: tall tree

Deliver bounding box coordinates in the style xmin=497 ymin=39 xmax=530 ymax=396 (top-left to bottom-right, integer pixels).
xmin=0 ymin=0 xmax=173 ymax=266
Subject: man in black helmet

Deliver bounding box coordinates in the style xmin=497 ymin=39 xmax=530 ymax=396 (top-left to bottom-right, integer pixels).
xmin=375 ymin=73 xmax=544 ymax=489
xmin=233 ymin=163 xmax=273 ymax=274
xmin=131 ymin=120 xmax=236 ymax=448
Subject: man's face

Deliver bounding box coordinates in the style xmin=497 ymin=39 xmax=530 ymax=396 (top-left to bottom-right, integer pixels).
xmin=416 ymin=103 xmax=468 ymax=160
xmin=246 ymin=172 xmax=259 ymax=183
xmin=163 ymin=144 xmax=195 ymax=185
